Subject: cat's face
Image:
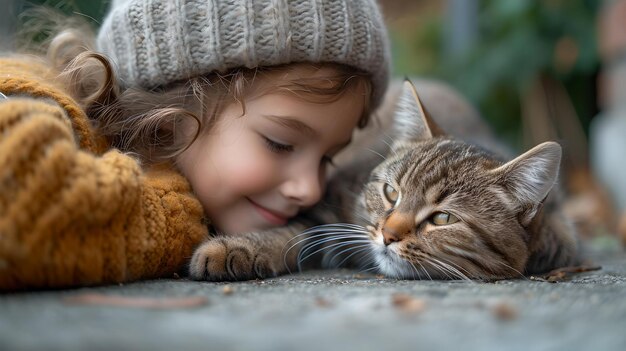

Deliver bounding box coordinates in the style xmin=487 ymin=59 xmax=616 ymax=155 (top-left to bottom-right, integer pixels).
xmin=365 ymin=139 xmax=527 ymax=279
xmin=362 ymin=81 xmax=561 ymax=279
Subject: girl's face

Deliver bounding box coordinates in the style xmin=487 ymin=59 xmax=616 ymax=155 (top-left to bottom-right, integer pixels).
xmin=176 ymin=67 xmax=366 ymax=234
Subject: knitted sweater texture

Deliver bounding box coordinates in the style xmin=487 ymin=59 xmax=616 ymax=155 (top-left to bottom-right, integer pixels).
xmin=0 ymin=58 xmax=208 ymax=291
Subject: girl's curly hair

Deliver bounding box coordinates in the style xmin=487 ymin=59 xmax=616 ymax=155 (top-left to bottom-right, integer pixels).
xmin=46 ymin=26 xmax=372 ymax=163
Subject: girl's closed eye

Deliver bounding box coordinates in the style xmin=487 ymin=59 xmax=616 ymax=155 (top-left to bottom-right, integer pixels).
xmin=262 ymin=134 xmax=335 ymax=166
xmin=263 ymin=136 xmax=294 ymax=154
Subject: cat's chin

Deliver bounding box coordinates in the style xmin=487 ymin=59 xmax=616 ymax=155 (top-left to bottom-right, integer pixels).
xmin=373 ymin=245 xmax=432 ymax=280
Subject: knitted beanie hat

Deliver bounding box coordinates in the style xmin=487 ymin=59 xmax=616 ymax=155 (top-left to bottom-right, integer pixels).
xmin=96 ymin=0 xmax=391 ymax=107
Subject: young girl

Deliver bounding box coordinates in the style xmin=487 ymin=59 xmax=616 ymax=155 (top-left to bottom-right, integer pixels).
xmin=0 ymin=0 xmax=390 ymax=290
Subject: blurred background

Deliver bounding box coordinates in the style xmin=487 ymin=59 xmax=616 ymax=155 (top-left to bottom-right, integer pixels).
xmin=1 ymin=0 xmax=625 ymax=245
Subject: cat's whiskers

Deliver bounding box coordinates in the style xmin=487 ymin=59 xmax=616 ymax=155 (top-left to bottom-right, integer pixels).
xmin=358 ymin=264 xmax=380 ymax=274
xmin=284 ymin=224 xmax=367 ymax=248
xmin=437 ymin=251 xmax=495 ymax=279
xmin=295 ymin=230 xmax=370 ymax=271
xmin=448 ymin=244 xmax=502 ymax=278
xmin=339 ymin=245 xmax=377 ymax=268
xmin=379 ymin=133 xmax=397 ymax=154
xmin=301 ymin=223 xmax=367 ymax=232
xmin=418 ymin=242 xmax=446 ymax=281
xmin=300 ymin=234 xmax=369 ymax=253
xmin=414 ymin=258 xmax=434 ymax=281
xmin=422 ymin=258 xmax=453 ymax=280
xmin=324 ymin=243 xmax=371 ymax=268
xmin=299 ymin=236 xmax=369 ymax=259
xmin=428 ymin=256 xmax=472 ymax=281
xmin=395 ymin=249 xmax=433 ymax=280
xmin=366 ymin=148 xmax=386 ymax=161
xmin=296 ymin=232 xmax=368 ymax=258
xmin=299 ymin=239 xmax=371 ymax=271
xmin=434 ymin=246 xmax=487 ymax=280
xmin=293 ymin=227 xmax=369 ymax=251
xmin=383 ymin=136 xmax=405 ymax=162
xmin=283 ymin=229 xmax=351 ymax=259
xmin=490 ymin=259 xmax=528 ymax=280
xmin=424 ymin=239 xmax=482 ymax=280
xmin=351 ymin=247 xmax=378 ymax=272
xmin=282 ymin=225 xmax=367 ymax=273
xmin=435 ymin=243 xmax=522 ymax=281
xmin=422 ymin=251 xmax=467 ymax=280
xmin=407 ymin=261 xmax=425 ymax=280
xmin=434 ymin=256 xmax=474 ymax=281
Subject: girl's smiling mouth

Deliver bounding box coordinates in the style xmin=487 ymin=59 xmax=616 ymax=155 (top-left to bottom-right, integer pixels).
xmin=247 ymin=198 xmax=294 ymax=225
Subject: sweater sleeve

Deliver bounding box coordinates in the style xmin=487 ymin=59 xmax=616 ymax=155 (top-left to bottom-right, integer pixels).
xmin=0 ymin=56 xmax=107 ymax=154
xmin=0 ymin=58 xmax=208 ymax=291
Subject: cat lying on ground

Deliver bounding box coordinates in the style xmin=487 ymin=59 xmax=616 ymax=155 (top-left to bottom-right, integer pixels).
xmin=189 ymin=80 xmax=580 ymax=281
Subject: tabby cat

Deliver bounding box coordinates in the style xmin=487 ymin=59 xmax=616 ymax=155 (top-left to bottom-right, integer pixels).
xmin=189 ymin=80 xmax=580 ymax=281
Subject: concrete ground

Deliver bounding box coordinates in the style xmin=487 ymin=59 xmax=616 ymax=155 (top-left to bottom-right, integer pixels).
xmin=1 ymin=243 xmax=625 ymax=351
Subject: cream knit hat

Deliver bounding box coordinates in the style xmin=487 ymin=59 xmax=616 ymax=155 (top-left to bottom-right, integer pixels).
xmin=96 ymin=0 xmax=391 ymax=107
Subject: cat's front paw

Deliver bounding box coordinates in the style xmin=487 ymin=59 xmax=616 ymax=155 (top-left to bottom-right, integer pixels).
xmin=189 ymin=237 xmax=279 ymax=281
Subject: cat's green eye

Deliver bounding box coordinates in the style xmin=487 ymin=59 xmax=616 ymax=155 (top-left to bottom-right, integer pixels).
xmin=383 ymin=183 xmax=399 ymax=204
xmin=430 ymin=212 xmax=459 ymax=226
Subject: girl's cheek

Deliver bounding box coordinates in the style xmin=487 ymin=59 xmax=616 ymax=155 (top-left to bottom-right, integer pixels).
xmin=222 ymin=145 xmax=280 ymax=194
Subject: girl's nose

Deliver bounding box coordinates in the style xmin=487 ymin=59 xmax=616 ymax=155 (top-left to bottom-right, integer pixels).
xmin=280 ymin=167 xmax=323 ymax=207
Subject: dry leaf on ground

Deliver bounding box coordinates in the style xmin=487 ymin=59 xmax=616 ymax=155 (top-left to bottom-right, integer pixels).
xmin=314 ymin=297 xmax=333 ymax=308
xmin=531 ymin=265 xmax=602 ymax=283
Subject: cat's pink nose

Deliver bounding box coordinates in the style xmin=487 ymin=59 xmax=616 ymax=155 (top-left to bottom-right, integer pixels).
xmin=382 ymin=229 xmax=402 ymax=246
xmin=382 ymin=213 xmax=413 ymax=245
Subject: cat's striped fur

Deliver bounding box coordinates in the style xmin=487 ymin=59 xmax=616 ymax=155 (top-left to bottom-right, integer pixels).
xmin=298 ymin=80 xmax=580 ymax=279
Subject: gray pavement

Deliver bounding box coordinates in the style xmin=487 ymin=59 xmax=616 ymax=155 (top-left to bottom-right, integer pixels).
xmin=1 ymin=245 xmax=625 ymax=351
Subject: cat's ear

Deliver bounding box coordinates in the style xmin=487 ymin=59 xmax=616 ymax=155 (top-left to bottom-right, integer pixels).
xmin=392 ymin=79 xmax=443 ymax=144
xmin=491 ymin=142 xmax=562 ymax=219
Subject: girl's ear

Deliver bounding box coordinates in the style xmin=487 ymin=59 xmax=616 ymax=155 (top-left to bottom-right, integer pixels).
xmin=392 ymin=79 xmax=443 ymax=145
xmin=491 ymin=141 xmax=562 ymax=221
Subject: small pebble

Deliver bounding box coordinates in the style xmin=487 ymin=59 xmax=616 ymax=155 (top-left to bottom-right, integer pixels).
xmin=391 ymin=293 xmax=426 ymax=313
xmin=314 ymin=297 xmax=333 ymax=308
xmin=222 ymin=285 xmax=234 ymax=295
xmin=493 ymin=302 xmax=518 ymax=321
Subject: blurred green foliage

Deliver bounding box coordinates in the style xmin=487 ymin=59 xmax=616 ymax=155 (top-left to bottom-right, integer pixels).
xmin=20 ymin=0 xmax=110 ymax=24
xmin=15 ymin=0 xmax=110 ymax=47
xmin=391 ymin=0 xmax=601 ymax=149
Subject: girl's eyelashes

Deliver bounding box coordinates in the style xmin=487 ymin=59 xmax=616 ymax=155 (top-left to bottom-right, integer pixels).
xmin=261 ymin=135 xmax=334 ymax=165
xmin=263 ymin=136 xmax=294 ymax=153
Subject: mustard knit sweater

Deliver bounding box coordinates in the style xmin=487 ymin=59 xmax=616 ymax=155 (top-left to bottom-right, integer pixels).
xmin=0 ymin=57 xmax=209 ymax=291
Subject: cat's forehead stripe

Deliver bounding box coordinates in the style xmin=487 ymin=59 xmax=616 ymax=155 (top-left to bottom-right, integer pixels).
xmin=387 ymin=138 xmax=503 ymax=208
xmin=403 ymin=140 xmax=456 ymax=187
xmin=426 ymin=185 xmax=448 ymax=204
xmin=384 ymin=149 xmax=421 ymax=183
xmin=407 ymin=140 xmax=451 ymax=177
xmin=394 ymin=139 xmax=504 ymax=211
